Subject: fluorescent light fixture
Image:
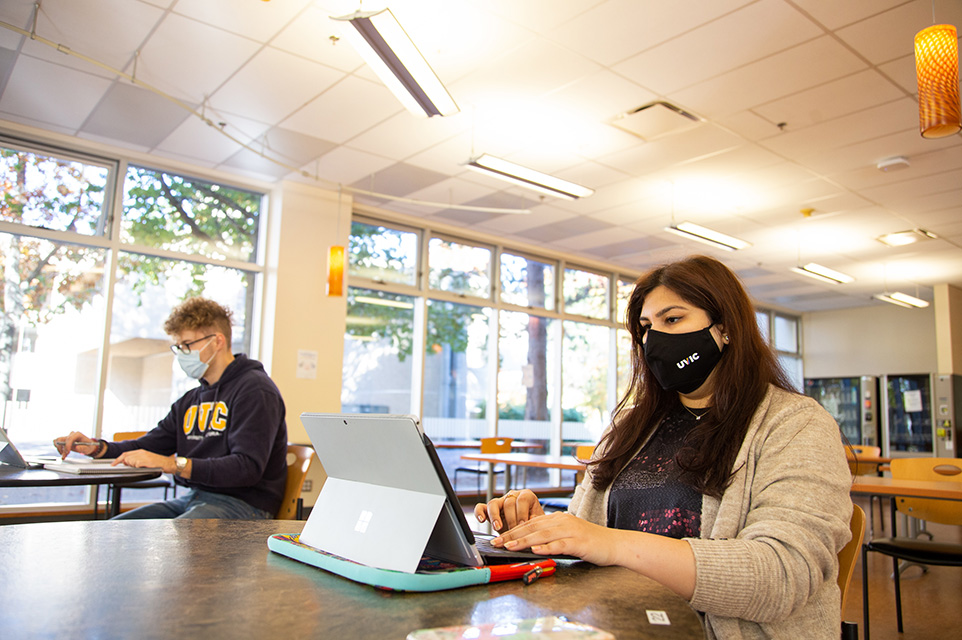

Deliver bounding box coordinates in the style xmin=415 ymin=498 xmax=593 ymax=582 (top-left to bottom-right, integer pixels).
xmin=354 ymin=295 xmax=414 ymax=310
xmin=464 ymin=154 xmax=594 ymax=200
xmin=877 ymin=228 xmax=938 ymax=247
xmin=873 ymin=292 xmax=929 ymax=308
xmin=790 ymin=263 xmax=855 ymax=284
xmin=331 ymin=9 xmax=458 ymax=118
xmin=664 ymin=221 xmax=751 ymax=251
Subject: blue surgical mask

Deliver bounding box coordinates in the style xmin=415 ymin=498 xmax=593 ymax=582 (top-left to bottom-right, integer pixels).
xmin=176 ymin=337 xmax=216 ymax=379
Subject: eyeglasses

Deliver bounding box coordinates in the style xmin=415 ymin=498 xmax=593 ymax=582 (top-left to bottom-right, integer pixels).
xmin=170 ymin=334 xmax=216 ymax=356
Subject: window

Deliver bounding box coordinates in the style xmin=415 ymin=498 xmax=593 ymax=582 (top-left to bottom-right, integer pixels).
xmin=0 ymin=138 xmax=264 ymax=512
xmin=0 ymin=143 xmax=111 ymax=235
xmin=500 ymin=252 xmax=555 ymax=310
xmin=563 ymin=267 xmax=609 ymax=320
xmin=422 ymin=300 xmax=491 ymax=440
xmin=562 ymin=321 xmax=610 ymax=445
xmin=122 ymin=165 xmax=261 ymax=261
xmin=342 ymin=288 xmax=417 ymax=415
xmin=428 ymin=236 xmax=492 ymax=298
xmin=348 ymin=219 xmax=419 ymax=286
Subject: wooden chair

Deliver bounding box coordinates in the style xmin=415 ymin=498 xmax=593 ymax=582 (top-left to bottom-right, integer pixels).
xmin=571 ymin=444 xmax=595 ymax=487
xmin=845 ymin=444 xmax=884 ymax=533
xmin=860 ymin=458 xmax=962 ymax=640
xmin=453 ymin=437 xmax=512 ymax=496
xmin=276 ymin=444 xmax=315 ymax=520
xmin=839 ymin=504 xmax=865 ymax=640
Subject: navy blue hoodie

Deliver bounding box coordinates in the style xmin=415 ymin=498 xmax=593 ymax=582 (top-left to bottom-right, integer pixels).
xmin=105 ymin=354 xmax=288 ymax=515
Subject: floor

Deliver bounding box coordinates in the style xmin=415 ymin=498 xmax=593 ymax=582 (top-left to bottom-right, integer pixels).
xmin=845 ymin=495 xmax=962 ymax=640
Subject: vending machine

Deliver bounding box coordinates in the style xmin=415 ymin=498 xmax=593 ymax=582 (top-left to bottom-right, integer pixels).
xmin=934 ymin=374 xmax=961 ymax=458
xmin=803 ymin=376 xmax=878 ymax=447
xmin=881 ymin=373 xmax=936 ymax=458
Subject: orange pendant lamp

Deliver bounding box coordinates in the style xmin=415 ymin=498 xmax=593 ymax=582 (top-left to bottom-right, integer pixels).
xmin=327 ymin=245 xmax=345 ymax=297
xmin=914 ymin=23 xmax=961 ymax=138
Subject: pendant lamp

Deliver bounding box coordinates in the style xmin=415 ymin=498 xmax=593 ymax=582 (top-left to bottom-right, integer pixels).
xmin=915 ymin=23 xmax=961 ymax=138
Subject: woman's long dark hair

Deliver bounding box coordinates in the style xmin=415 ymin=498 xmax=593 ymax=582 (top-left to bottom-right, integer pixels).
xmin=590 ymin=255 xmax=796 ymax=498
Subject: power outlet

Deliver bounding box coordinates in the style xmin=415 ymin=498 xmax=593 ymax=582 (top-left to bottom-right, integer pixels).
xmin=302 ymin=480 xmax=312 ymax=493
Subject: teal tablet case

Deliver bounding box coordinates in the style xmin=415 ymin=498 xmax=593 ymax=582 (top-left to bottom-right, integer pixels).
xmin=268 ymin=533 xmax=492 ymax=592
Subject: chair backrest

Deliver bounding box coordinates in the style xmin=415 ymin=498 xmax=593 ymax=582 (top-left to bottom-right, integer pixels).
xmin=845 ymin=444 xmax=882 ymax=476
xmin=890 ymin=457 xmax=962 ymax=525
xmin=479 ymin=437 xmax=513 ymax=454
xmin=837 ymin=504 xmax=865 ymax=611
xmin=276 ymin=444 xmax=315 ymax=520
xmin=113 ymin=431 xmax=147 ymax=441
xmin=575 ymin=445 xmax=595 ymax=461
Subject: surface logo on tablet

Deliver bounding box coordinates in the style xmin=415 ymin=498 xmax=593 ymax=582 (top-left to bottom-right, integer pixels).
xmin=354 ymin=510 xmax=373 ymax=533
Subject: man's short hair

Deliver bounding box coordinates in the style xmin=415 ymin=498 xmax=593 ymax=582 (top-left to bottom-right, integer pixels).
xmin=164 ymin=297 xmax=233 ymax=343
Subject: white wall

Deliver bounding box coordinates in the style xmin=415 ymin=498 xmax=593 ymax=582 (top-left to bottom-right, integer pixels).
xmin=802 ymin=303 xmax=938 ymax=377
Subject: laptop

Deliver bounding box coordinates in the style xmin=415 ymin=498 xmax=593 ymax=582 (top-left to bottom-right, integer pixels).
xmin=298 ymin=412 xmax=574 ymax=574
xmin=0 ymin=428 xmax=59 ymax=469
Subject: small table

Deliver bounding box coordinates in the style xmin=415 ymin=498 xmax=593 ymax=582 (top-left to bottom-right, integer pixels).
xmin=0 ymin=519 xmax=706 ymax=639
xmin=0 ymin=465 xmax=162 ymax=518
xmin=460 ymin=452 xmax=587 ymax=503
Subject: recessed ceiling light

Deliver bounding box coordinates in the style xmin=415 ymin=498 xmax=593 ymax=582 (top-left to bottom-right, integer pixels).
xmin=790 ymin=263 xmax=855 ymax=284
xmin=877 ymin=228 xmax=938 ymax=247
xmin=873 ymin=292 xmax=929 ymax=308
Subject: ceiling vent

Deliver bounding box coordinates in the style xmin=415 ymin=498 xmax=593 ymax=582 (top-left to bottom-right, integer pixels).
xmin=610 ymin=101 xmax=703 ymax=141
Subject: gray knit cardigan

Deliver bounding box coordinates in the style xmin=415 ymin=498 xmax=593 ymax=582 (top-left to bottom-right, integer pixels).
xmin=569 ymin=385 xmax=853 ymax=640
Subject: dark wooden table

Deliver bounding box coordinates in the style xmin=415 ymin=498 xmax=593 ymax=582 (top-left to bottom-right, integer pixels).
xmin=0 ymin=519 xmax=706 ymax=639
xmin=0 ymin=465 xmax=161 ymax=517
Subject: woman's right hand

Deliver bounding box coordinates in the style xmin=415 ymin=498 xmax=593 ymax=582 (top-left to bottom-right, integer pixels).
xmin=474 ymin=489 xmax=545 ymax=533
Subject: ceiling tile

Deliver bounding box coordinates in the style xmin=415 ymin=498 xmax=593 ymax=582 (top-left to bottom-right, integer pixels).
xmin=82 ymin=81 xmax=194 ymax=147
xmin=791 ymin=0 xmax=908 ymax=30
xmin=281 ymin=75 xmax=400 ymax=144
xmin=210 ymin=47 xmax=343 ymax=124
xmin=615 ymin=0 xmax=823 ymax=95
xmin=0 ymin=56 xmax=110 ymax=129
xmin=674 ymin=36 xmax=867 ymax=118
xmin=173 ymin=0 xmax=313 ymax=42
xmin=350 ymin=162 xmax=450 ymax=199
xmin=836 ymin=1 xmax=962 ymax=65
xmin=754 ymin=69 xmax=905 ymax=129
xmin=136 ymin=13 xmax=262 ymax=103
xmin=759 ymin=98 xmax=918 ymax=160
xmin=302 ymin=146 xmax=395 ymax=188
xmin=548 ymin=0 xmax=754 ymax=67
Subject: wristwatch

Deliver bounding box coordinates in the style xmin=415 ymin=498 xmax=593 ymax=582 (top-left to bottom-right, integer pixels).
xmin=175 ymin=456 xmax=188 ymax=475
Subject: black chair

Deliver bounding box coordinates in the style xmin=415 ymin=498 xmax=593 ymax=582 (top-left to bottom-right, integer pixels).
xmin=860 ymin=458 xmax=962 ymax=640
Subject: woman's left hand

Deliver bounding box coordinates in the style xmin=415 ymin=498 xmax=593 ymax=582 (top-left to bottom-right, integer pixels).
xmin=492 ymin=511 xmax=622 ymax=566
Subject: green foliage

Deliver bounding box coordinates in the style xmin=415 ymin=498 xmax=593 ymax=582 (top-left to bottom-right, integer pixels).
xmin=122 ymin=166 xmax=260 ymax=262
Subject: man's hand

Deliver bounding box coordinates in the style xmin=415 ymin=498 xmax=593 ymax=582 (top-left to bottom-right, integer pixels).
xmin=114 ymin=449 xmax=175 ymax=474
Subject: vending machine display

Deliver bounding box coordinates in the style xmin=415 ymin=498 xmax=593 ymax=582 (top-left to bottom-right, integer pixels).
xmin=803 ymin=376 xmax=878 ymax=446
xmin=881 ymin=373 xmax=935 ymax=457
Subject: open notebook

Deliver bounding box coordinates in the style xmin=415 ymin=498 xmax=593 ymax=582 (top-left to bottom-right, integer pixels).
xmin=41 ymin=458 xmax=163 ymax=475
xmin=283 ymin=413 xmax=574 ymax=575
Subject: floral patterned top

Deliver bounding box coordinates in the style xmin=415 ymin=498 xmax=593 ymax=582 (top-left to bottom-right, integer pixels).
xmin=606 ymin=403 xmax=703 ymax=539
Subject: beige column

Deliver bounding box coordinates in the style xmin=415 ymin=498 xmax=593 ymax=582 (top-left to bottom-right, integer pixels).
xmin=934 ymin=284 xmax=962 ymax=375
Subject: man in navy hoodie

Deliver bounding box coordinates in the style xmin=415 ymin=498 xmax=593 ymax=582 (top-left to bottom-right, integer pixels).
xmin=55 ymin=297 xmax=288 ymax=519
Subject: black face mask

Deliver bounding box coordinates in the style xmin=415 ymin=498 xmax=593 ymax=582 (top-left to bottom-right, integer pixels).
xmin=643 ymin=324 xmax=724 ymax=394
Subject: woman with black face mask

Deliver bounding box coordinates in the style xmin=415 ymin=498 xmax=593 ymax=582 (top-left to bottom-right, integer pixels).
xmin=475 ymin=255 xmax=852 ymax=640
